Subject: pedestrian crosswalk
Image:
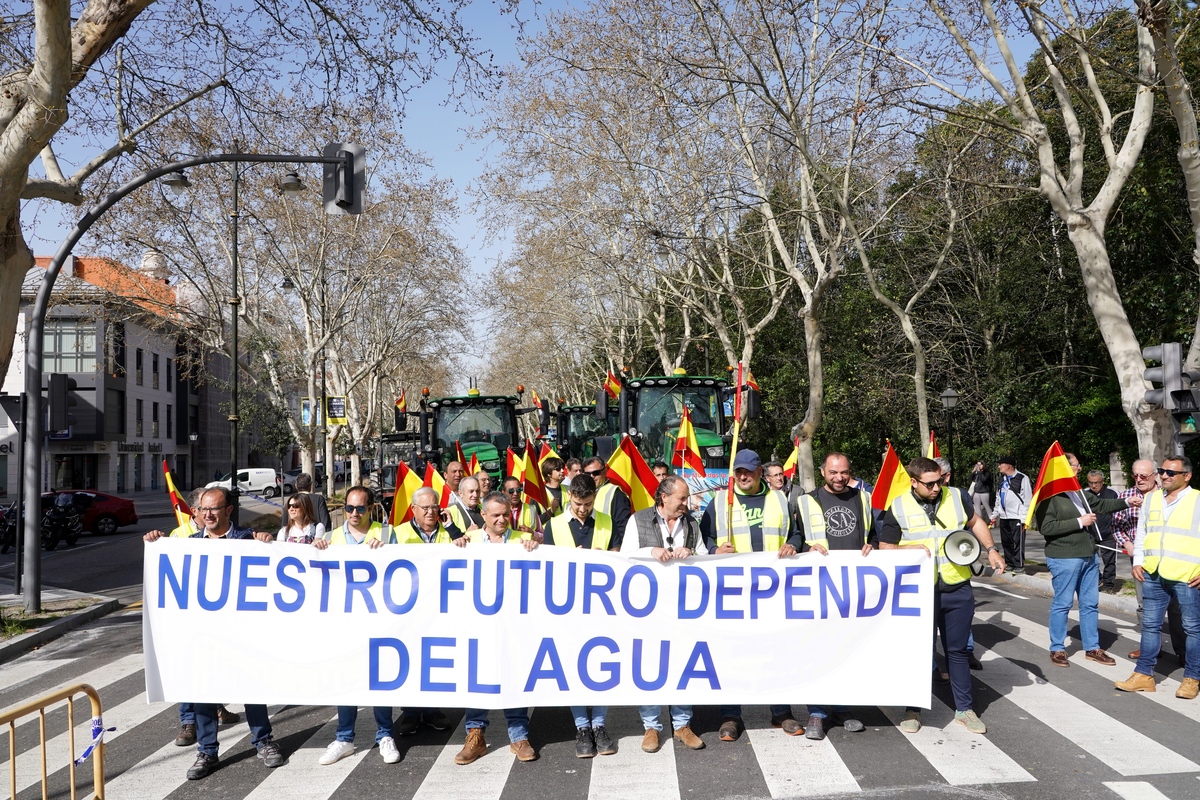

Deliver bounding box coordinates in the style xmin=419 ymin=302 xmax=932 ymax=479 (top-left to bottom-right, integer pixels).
xmin=5 ymin=604 xmax=1200 ymax=799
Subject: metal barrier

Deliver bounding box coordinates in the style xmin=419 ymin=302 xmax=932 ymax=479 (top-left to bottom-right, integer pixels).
xmin=1 ymin=683 xmax=105 ymax=800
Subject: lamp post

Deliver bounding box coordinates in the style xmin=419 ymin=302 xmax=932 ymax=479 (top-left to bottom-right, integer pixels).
xmin=21 ymin=145 xmax=362 ymax=613
xmin=189 ymin=431 xmax=199 ymax=495
xmin=939 ymin=388 xmax=960 ymax=482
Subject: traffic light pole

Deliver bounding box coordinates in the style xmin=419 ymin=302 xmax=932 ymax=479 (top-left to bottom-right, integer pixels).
xmin=21 ymin=148 xmax=362 ymax=613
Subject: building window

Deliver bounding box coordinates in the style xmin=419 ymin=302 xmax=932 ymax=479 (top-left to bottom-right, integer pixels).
xmin=167 ymin=405 xmax=173 ymax=440
xmin=152 ymin=353 xmax=159 ymax=390
xmin=133 ymin=454 xmax=143 ymax=491
xmin=105 ymin=322 xmax=126 ymax=377
xmin=166 ymin=358 xmax=173 ymax=389
xmin=43 ymin=320 xmax=97 ymax=373
xmin=104 ymin=389 xmax=126 ymax=436
xmin=152 ymin=402 xmax=159 ymax=438
xmin=135 ymin=348 xmax=144 ymax=385
xmin=136 ymin=399 xmax=143 ymax=438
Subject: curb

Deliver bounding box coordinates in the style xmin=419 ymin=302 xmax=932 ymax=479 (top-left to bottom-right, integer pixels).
xmin=991 ymin=570 xmax=1139 ymax=615
xmin=0 ymin=596 xmax=121 ymax=665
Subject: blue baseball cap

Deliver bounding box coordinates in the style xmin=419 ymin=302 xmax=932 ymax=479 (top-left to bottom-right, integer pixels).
xmin=733 ymin=449 xmax=762 ymax=471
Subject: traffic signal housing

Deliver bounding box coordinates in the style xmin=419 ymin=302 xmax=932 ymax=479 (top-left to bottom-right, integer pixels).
xmin=322 ymin=142 xmax=365 ymax=215
xmin=48 ymin=373 xmax=78 ymax=432
xmin=1143 ymin=342 xmax=1184 ymax=409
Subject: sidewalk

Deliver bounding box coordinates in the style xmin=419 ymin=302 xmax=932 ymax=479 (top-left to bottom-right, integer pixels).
xmin=989 ymin=527 xmax=1138 ymax=615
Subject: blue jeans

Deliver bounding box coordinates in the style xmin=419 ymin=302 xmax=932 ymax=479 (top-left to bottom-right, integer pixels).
xmin=196 ymin=703 xmax=271 ymax=756
xmin=336 ymin=706 xmax=393 ymax=743
xmin=1048 ymin=555 xmax=1100 ymax=652
xmin=570 ymin=706 xmax=608 ymax=729
xmin=721 ymin=704 xmax=792 ymax=720
xmin=807 ymin=705 xmax=850 ymax=720
xmin=1136 ymin=572 xmax=1200 ymax=681
xmin=639 ymin=705 xmax=691 ymax=731
xmin=179 ymin=702 xmax=194 ymax=725
xmin=463 ymin=708 xmax=529 ymax=743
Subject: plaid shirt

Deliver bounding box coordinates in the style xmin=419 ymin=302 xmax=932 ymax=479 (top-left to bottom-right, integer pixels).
xmin=1111 ymin=486 xmax=1143 ymax=547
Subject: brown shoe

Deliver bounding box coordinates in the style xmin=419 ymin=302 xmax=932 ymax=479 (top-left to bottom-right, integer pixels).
xmin=673 ymin=725 xmax=705 ymax=750
xmin=174 ymin=723 xmax=197 ymax=747
xmin=1086 ymin=649 xmax=1116 ymax=666
xmin=217 ymin=705 xmax=240 ymax=725
xmin=717 ymin=717 xmax=742 ymax=742
xmin=641 ymin=728 xmax=661 ymax=753
xmin=771 ymin=713 xmax=803 ymax=736
xmin=454 ymin=728 xmax=487 ymax=765
xmin=510 ymin=739 xmax=537 ymax=762
xmin=1115 ymin=672 xmax=1157 ymax=693
xmin=1128 ymin=649 xmax=1141 ymax=660
xmin=1050 ymin=651 xmax=1070 ymax=668
xmin=1176 ymin=677 xmax=1200 ymax=700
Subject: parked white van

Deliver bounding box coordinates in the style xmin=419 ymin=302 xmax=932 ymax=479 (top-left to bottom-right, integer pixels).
xmin=206 ymin=468 xmax=282 ymax=498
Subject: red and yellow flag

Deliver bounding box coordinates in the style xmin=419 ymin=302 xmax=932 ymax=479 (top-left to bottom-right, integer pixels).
xmin=423 ymin=462 xmax=451 ymax=509
xmin=604 ymin=371 xmax=621 ymax=401
xmin=925 ymin=430 xmax=940 ymax=459
xmin=395 ymin=391 xmax=407 ymax=413
xmin=390 ymin=462 xmax=423 ymax=525
xmin=1025 ymin=441 xmax=1082 ymax=526
xmin=531 ymin=389 xmax=543 ymax=409
xmin=522 ymin=440 xmax=550 ymax=508
xmin=506 ymin=447 xmax=523 ymax=480
xmin=606 ymin=434 xmax=660 ymax=511
xmin=538 ymin=441 xmax=560 ymax=466
xmin=467 ymin=453 xmax=480 ymax=475
xmin=745 ymin=368 xmax=761 ymax=393
xmin=671 ymin=406 xmax=706 ymax=477
xmin=871 ymin=440 xmax=912 ymax=512
xmin=782 ymin=438 xmax=799 ymax=478
xmin=163 ymin=460 xmax=191 ymax=529
xmin=455 ymin=440 xmax=468 ymax=470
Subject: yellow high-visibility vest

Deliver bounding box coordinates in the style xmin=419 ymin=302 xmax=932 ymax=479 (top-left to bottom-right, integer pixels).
xmin=892 ymin=490 xmax=971 ymax=587
xmin=596 ymin=483 xmax=624 ymax=518
xmin=713 ymin=488 xmax=790 ymax=553
xmin=328 ymin=521 xmax=392 ymax=546
xmin=395 ymin=521 xmax=452 ymax=545
xmin=548 ymin=511 xmax=613 ymax=550
xmin=1142 ymin=487 xmax=1200 ymax=583
xmin=467 ymin=528 xmax=533 ymax=544
xmin=797 ymin=489 xmax=873 ymax=551
xmin=170 ymin=521 xmax=199 ymax=538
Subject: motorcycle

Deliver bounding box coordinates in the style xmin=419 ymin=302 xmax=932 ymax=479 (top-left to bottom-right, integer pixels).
xmin=41 ymin=493 xmax=83 ymax=551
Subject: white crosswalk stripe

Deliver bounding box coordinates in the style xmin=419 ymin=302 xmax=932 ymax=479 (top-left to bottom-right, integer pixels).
xmin=588 ymin=734 xmax=679 ymax=800
xmin=243 ymin=712 xmax=372 ymax=799
xmin=410 ymin=733 xmax=522 ymax=800
xmin=0 ymin=657 xmax=77 ymax=692
xmin=1104 ymin=781 xmax=1174 ymax=799
xmin=746 ymin=727 xmax=860 ymax=796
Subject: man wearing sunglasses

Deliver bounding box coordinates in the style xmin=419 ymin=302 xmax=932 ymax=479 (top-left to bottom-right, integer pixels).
xmin=582 ymin=456 xmax=632 ymax=550
xmin=502 ymin=475 xmax=546 ymax=536
xmin=1117 ymin=456 xmax=1200 ymax=699
xmin=878 ymin=457 xmax=1005 ymax=735
xmin=619 ymin=475 xmax=705 ymax=753
xmin=1034 ymin=452 xmax=1137 ymax=670
xmin=143 ymin=487 xmax=286 ymax=779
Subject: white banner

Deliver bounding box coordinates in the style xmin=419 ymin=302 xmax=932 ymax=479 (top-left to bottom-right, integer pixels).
xmin=143 ymin=540 xmax=935 ymax=709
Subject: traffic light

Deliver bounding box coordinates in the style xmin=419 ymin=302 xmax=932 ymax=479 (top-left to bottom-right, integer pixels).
xmin=1143 ymin=342 xmax=1184 ymax=409
xmin=48 ymin=373 xmax=78 ymax=432
xmin=322 ymin=142 xmax=365 ymax=215
xmin=1170 ymin=388 xmax=1200 ymax=448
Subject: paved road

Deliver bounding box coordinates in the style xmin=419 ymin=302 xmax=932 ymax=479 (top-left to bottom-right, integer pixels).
xmin=1 ymin=575 xmax=1198 ymax=800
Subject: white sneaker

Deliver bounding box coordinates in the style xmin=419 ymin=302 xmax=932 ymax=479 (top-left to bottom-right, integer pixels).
xmin=379 ymin=736 xmax=401 ymax=764
xmin=318 ymin=740 xmax=356 ymax=765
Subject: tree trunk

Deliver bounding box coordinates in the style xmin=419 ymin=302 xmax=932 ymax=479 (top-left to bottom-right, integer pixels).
xmin=790 ymin=309 xmax=823 ymax=491
xmin=0 ymin=211 xmax=33 ymax=382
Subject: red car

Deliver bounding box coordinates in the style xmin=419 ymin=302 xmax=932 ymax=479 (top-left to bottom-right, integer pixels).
xmin=40 ymin=490 xmax=139 ymax=536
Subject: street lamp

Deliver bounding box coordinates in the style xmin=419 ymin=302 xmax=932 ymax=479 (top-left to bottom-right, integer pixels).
xmin=940 ymin=388 xmax=960 ymax=481
xmin=189 ymin=431 xmax=199 ymax=490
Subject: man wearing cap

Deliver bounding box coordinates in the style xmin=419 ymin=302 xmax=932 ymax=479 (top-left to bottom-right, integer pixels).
xmin=701 ymin=449 xmax=803 ymax=741
xmin=991 ymin=456 xmax=1031 ymax=572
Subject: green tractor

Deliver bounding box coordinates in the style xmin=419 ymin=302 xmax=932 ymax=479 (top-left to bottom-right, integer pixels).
xmin=594 ymin=368 xmax=759 ymax=472
xmin=555 ymin=403 xmax=619 ymax=461
xmin=406 ymin=386 xmax=538 ymax=482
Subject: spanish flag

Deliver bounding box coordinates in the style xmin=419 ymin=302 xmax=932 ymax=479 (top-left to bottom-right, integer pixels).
xmin=531 ymin=389 xmax=543 ymax=409
xmin=538 ymin=441 xmax=560 ymax=466
xmin=604 ymin=371 xmax=621 ymax=401
xmin=522 ymin=440 xmax=550 ymax=507
xmin=467 ymin=453 xmax=480 ymax=475
xmin=395 ymin=391 xmax=407 ymax=413
xmin=455 ymin=440 xmax=469 ymax=470
xmin=506 ymin=447 xmax=523 ymax=480
xmin=745 ymin=368 xmax=761 ymax=392
xmin=925 ymin=430 xmax=940 ymax=459
xmin=871 ymin=440 xmax=912 ymax=512
xmin=394 ymin=391 xmax=407 ymax=429
xmin=1025 ymin=441 xmax=1082 ymax=527
xmin=782 ymin=438 xmax=799 ymax=478
xmin=423 ymin=462 xmax=451 ymax=508
xmin=390 ymin=462 xmax=423 ymax=525
xmin=606 ymin=434 xmax=660 ymax=511
xmin=163 ymin=460 xmax=191 ymax=529
xmin=671 ymin=406 xmax=706 ymax=477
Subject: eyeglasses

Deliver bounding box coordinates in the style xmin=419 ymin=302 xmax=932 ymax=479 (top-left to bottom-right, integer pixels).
xmin=344 ymin=504 xmax=368 ymax=514
xmin=1159 ymin=468 xmax=1188 ymax=477
xmin=1133 ymin=473 xmax=1156 ymax=480
xmin=287 ymin=503 xmax=301 ymax=509
xmin=196 ymin=506 xmax=227 ymax=513
xmin=915 ymin=478 xmax=942 ymax=490
xmin=506 ymin=488 xmax=522 ymax=494
xmin=583 ymin=470 xmax=605 ymax=478
xmin=414 ymin=504 xmax=439 ymax=512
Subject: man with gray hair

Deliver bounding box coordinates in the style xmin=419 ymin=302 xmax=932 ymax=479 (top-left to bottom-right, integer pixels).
xmin=1085 ymin=468 xmax=1120 ymax=592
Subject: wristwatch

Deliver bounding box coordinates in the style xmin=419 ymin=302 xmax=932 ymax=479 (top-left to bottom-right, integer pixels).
xmin=985 ymin=545 xmax=999 ymax=554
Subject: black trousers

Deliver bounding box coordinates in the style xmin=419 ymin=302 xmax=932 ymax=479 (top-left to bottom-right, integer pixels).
xmin=1097 ymin=537 xmax=1117 ymax=586
xmin=998 ymin=519 xmax=1025 ymax=570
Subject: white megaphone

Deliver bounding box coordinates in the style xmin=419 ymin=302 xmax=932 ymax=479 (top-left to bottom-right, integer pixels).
xmin=943 ymin=529 xmax=981 ymax=566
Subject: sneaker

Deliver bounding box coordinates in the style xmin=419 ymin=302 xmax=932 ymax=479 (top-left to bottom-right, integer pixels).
xmin=395 ymin=717 xmax=422 ymax=736
xmin=770 ymin=713 xmax=803 ymax=736
xmin=424 ymin=709 xmax=452 ymax=731
xmin=900 ymin=710 xmax=921 ymax=734
xmin=257 ymin=738 xmax=287 ymax=768
xmin=593 ymin=725 xmax=617 ymax=755
xmin=174 ymin=723 xmax=196 ymax=747
xmin=955 ymin=710 xmax=986 ymax=734
xmin=318 ymin=740 xmax=356 ymax=766
xmin=217 ymin=705 xmax=241 ymax=725
xmin=575 ymin=727 xmax=597 ymax=758
xmin=186 ymin=751 xmax=218 ymax=780
xmin=804 ymin=715 xmax=826 ymax=740
xmin=454 ymin=728 xmax=487 ymax=765
xmin=379 ymin=736 xmax=401 ymax=764
xmin=718 ymin=717 xmax=743 ymax=742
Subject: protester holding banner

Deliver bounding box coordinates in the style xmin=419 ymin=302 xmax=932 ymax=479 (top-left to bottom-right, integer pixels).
xmin=795 ymin=452 xmax=877 ymax=739
xmin=878 ymin=457 xmax=1005 ymax=736
xmin=502 ymin=475 xmax=545 ymax=536
xmin=278 ymin=493 xmax=325 ymax=544
xmin=314 ymin=486 xmax=394 ymax=549
xmin=615 ymin=474 xmax=706 ymax=753
xmin=699 ymin=449 xmax=803 ymax=742
xmin=144 ymin=487 xmax=287 ymax=780
xmin=583 ymin=456 xmax=632 ymax=550
xmin=446 ymin=476 xmax=484 ymax=536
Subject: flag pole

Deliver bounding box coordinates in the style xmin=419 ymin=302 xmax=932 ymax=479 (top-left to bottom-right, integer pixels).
xmin=726 ymin=361 xmax=745 ymax=546
xmin=1075 ymin=488 xmax=1104 ymax=544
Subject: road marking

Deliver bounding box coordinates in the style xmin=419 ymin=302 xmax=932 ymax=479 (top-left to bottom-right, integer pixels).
xmin=882 ymin=699 xmax=1034 ymax=785
xmin=3 ymin=653 xmax=143 ymax=737
xmin=0 ymin=657 xmax=76 ymax=692
xmin=747 ymin=727 xmax=860 ymax=795
xmin=1103 ymin=781 xmax=1173 ymax=799
xmin=411 ymin=710 xmax=536 ymax=800
xmin=972 ymin=641 xmax=1197 ymax=775
xmin=588 ymin=733 xmax=679 ymax=800
xmin=973 ymin=582 xmax=1026 ymax=599
xmin=244 ymin=712 xmax=372 ymax=799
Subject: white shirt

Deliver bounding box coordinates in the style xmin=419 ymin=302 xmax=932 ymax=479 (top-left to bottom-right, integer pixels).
xmin=620 ymin=511 xmax=689 ymax=556
xmin=1134 ymin=487 xmax=1196 ymax=567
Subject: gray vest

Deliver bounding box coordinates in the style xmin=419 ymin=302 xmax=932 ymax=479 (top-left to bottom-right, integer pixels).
xmin=633 ymin=506 xmax=699 ymax=550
